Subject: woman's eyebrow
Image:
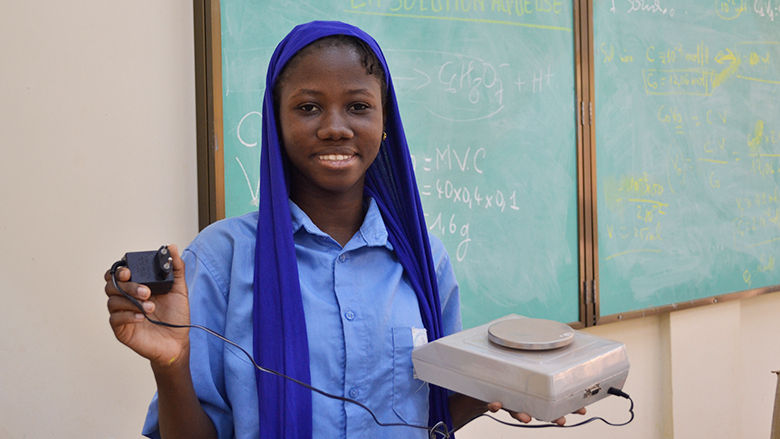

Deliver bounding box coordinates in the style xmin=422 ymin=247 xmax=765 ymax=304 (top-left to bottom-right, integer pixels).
xmin=289 ymin=88 xmax=323 ymax=98
xmin=345 ymin=88 xmax=377 ymax=97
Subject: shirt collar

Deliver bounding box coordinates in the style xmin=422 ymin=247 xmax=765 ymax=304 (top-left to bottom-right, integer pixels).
xmin=288 ymin=198 xmax=392 ymax=250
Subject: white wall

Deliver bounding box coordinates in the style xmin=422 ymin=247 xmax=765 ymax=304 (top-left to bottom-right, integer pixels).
xmin=0 ymin=1 xmax=198 ymax=437
xmin=1 ymin=2 xmax=779 ymax=438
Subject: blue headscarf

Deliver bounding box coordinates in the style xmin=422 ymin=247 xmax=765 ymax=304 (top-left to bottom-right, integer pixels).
xmin=253 ymin=20 xmax=452 ymax=437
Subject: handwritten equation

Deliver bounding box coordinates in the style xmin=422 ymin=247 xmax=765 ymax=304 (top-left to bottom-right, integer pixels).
xmin=607 ymin=0 xmax=780 ymax=22
xmin=600 ymin=40 xmax=779 ymax=96
xmin=390 ymin=49 xmax=560 ymax=122
xmin=602 ymin=172 xmax=667 ymax=262
xmin=346 ymin=0 xmax=570 ymax=31
xmin=601 ymin=108 xmax=780 ymax=285
xmin=411 ymin=143 xmax=526 ymax=261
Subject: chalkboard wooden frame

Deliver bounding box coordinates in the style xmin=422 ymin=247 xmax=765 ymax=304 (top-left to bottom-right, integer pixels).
xmin=574 ymin=0 xmax=594 ymax=327
xmin=583 ymin=0 xmax=598 ymax=326
xmin=193 ymin=0 xmax=780 ymax=327
xmin=194 ymin=0 xmax=225 ymax=230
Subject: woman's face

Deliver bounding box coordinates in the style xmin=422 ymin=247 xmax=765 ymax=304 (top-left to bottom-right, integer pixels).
xmin=277 ymin=44 xmax=384 ymax=201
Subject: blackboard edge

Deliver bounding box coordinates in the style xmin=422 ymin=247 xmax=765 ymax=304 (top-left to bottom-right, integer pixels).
xmin=596 ymin=285 xmax=780 ymax=326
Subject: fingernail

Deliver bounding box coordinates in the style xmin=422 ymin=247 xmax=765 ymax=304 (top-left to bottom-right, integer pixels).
xmin=137 ymin=286 xmax=150 ymax=298
xmin=142 ymin=301 xmax=154 ymax=312
xmin=135 ymin=313 xmax=144 ymax=320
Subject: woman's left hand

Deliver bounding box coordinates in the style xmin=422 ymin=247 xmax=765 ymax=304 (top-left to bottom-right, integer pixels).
xmin=486 ymin=402 xmax=587 ymax=426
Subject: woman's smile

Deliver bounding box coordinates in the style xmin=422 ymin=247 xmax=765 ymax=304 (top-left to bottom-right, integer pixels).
xmin=316 ymin=152 xmax=357 ymax=166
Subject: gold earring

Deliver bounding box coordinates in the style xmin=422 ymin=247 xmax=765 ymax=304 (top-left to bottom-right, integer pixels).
xmin=383 ymin=131 xmax=387 ymax=141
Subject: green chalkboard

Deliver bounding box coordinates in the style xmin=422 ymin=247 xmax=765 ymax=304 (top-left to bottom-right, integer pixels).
xmin=594 ymin=1 xmax=780 ymax=317
xmin=218 ymin=0 xmax=580 ymax=328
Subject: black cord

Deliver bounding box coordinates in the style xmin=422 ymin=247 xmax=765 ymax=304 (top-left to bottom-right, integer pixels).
xmin=110 ymin=261 xmax=451 ymax=439
xmin=466 ymin=387 xmax=635 ymax=429
xmin=111 ymin=260 xmax=634 ymax=437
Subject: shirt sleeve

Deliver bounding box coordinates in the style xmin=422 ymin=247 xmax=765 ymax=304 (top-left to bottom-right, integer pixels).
xmin=429 ymin=234 xmax=462 ymax=337
xmin=142 ymin=245 xmax=234 ymax=439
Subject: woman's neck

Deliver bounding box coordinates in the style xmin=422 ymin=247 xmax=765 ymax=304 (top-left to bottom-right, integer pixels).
xmin=291 ymin=188 xmax=366 ymax=247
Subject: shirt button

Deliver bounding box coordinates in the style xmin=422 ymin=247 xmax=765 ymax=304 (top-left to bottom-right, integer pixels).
xmin=344 ymin=310 xmax=356 ymax=321
xmin=338 ymin=254 xmax=347 ymax=263
xmin=349 ymin=388 xmax=359 ymax=399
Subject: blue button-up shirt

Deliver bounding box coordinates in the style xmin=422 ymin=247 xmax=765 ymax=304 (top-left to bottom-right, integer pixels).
xmin=143 ymin=199 xmax=461 ymax=438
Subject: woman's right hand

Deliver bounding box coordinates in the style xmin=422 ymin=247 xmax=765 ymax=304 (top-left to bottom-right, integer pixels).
xmin=104 ymin=244 xmax=191 ymax=369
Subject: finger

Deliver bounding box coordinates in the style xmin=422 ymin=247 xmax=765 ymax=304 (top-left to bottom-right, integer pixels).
xmin=104 ymin=265 xmax=130 ymax=282
xmin=486 ymin=402 xmax=502 ymax=412
xmin=107 ymin=295 xmax=153 ymax=314
xmin=109 ymin=309 xmax=146 ymax=328
xmin=116 ymin=267 xmax=132 ymax=282
xmin=104 ymin=264 xmax=141 ymax=296
xmin=554 ymin=416 xmax=566 ymax=426
xmin=104 ymin=266 xmax=131 ymax=281
xmin=118 ymin=266 xmax=131 ymax=282
xmin=510 ymin=412 xmax=531 ymax=423
xmin=105 ymin=278 xmax=151 ymax=301
xmin=574 ymin=407 xmax=586 ymax=415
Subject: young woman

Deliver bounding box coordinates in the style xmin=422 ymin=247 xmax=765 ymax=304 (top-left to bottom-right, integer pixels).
xmin=105 ymin=21 xmax=577 ymax=439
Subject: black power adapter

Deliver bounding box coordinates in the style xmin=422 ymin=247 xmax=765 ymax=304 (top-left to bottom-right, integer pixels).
xmin=122 ymin=245 xmax=174 ymax=294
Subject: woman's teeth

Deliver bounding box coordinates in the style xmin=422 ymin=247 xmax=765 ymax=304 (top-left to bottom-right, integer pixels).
xmin=319 ymin=154 xmax=352 ymax=161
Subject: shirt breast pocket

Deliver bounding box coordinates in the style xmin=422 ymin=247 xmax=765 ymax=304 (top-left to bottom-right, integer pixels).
xmin=391 ymin=327 xmax=429 ymax=425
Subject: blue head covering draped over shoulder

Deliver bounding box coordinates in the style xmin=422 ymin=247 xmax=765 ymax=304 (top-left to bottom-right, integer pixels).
xmin=254 ymin=20 xmax=453 ymax=437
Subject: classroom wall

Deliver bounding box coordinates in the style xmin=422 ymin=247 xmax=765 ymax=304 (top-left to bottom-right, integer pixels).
xmin=0 ymin=1 xmax=199 ymax=437
xmin=1 ymin=1 xmax=778 ymax=438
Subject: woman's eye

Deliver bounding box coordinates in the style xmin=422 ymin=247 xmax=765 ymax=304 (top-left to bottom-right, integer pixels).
xmin=298 ymin=104 xmax=317 ymax=113
xmin=350 ymin=102 xmax=372 ymax=112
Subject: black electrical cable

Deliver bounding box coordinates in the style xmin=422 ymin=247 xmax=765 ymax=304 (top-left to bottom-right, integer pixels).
xmin=466 ymin=387 xmax=635 ymax=429
xmin=110 ymin=261 xmax=451 ymax=439
xmin=111 ymin=259 xmax=634 ymax=437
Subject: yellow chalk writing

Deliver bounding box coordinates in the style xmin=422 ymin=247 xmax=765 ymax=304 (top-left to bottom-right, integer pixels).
xmin=346 ymin=0 xmax=570 ymax=31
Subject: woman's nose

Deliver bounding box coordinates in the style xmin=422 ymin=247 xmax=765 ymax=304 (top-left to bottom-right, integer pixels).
xmin=317 ymin=111 xmax=354 ymax=140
